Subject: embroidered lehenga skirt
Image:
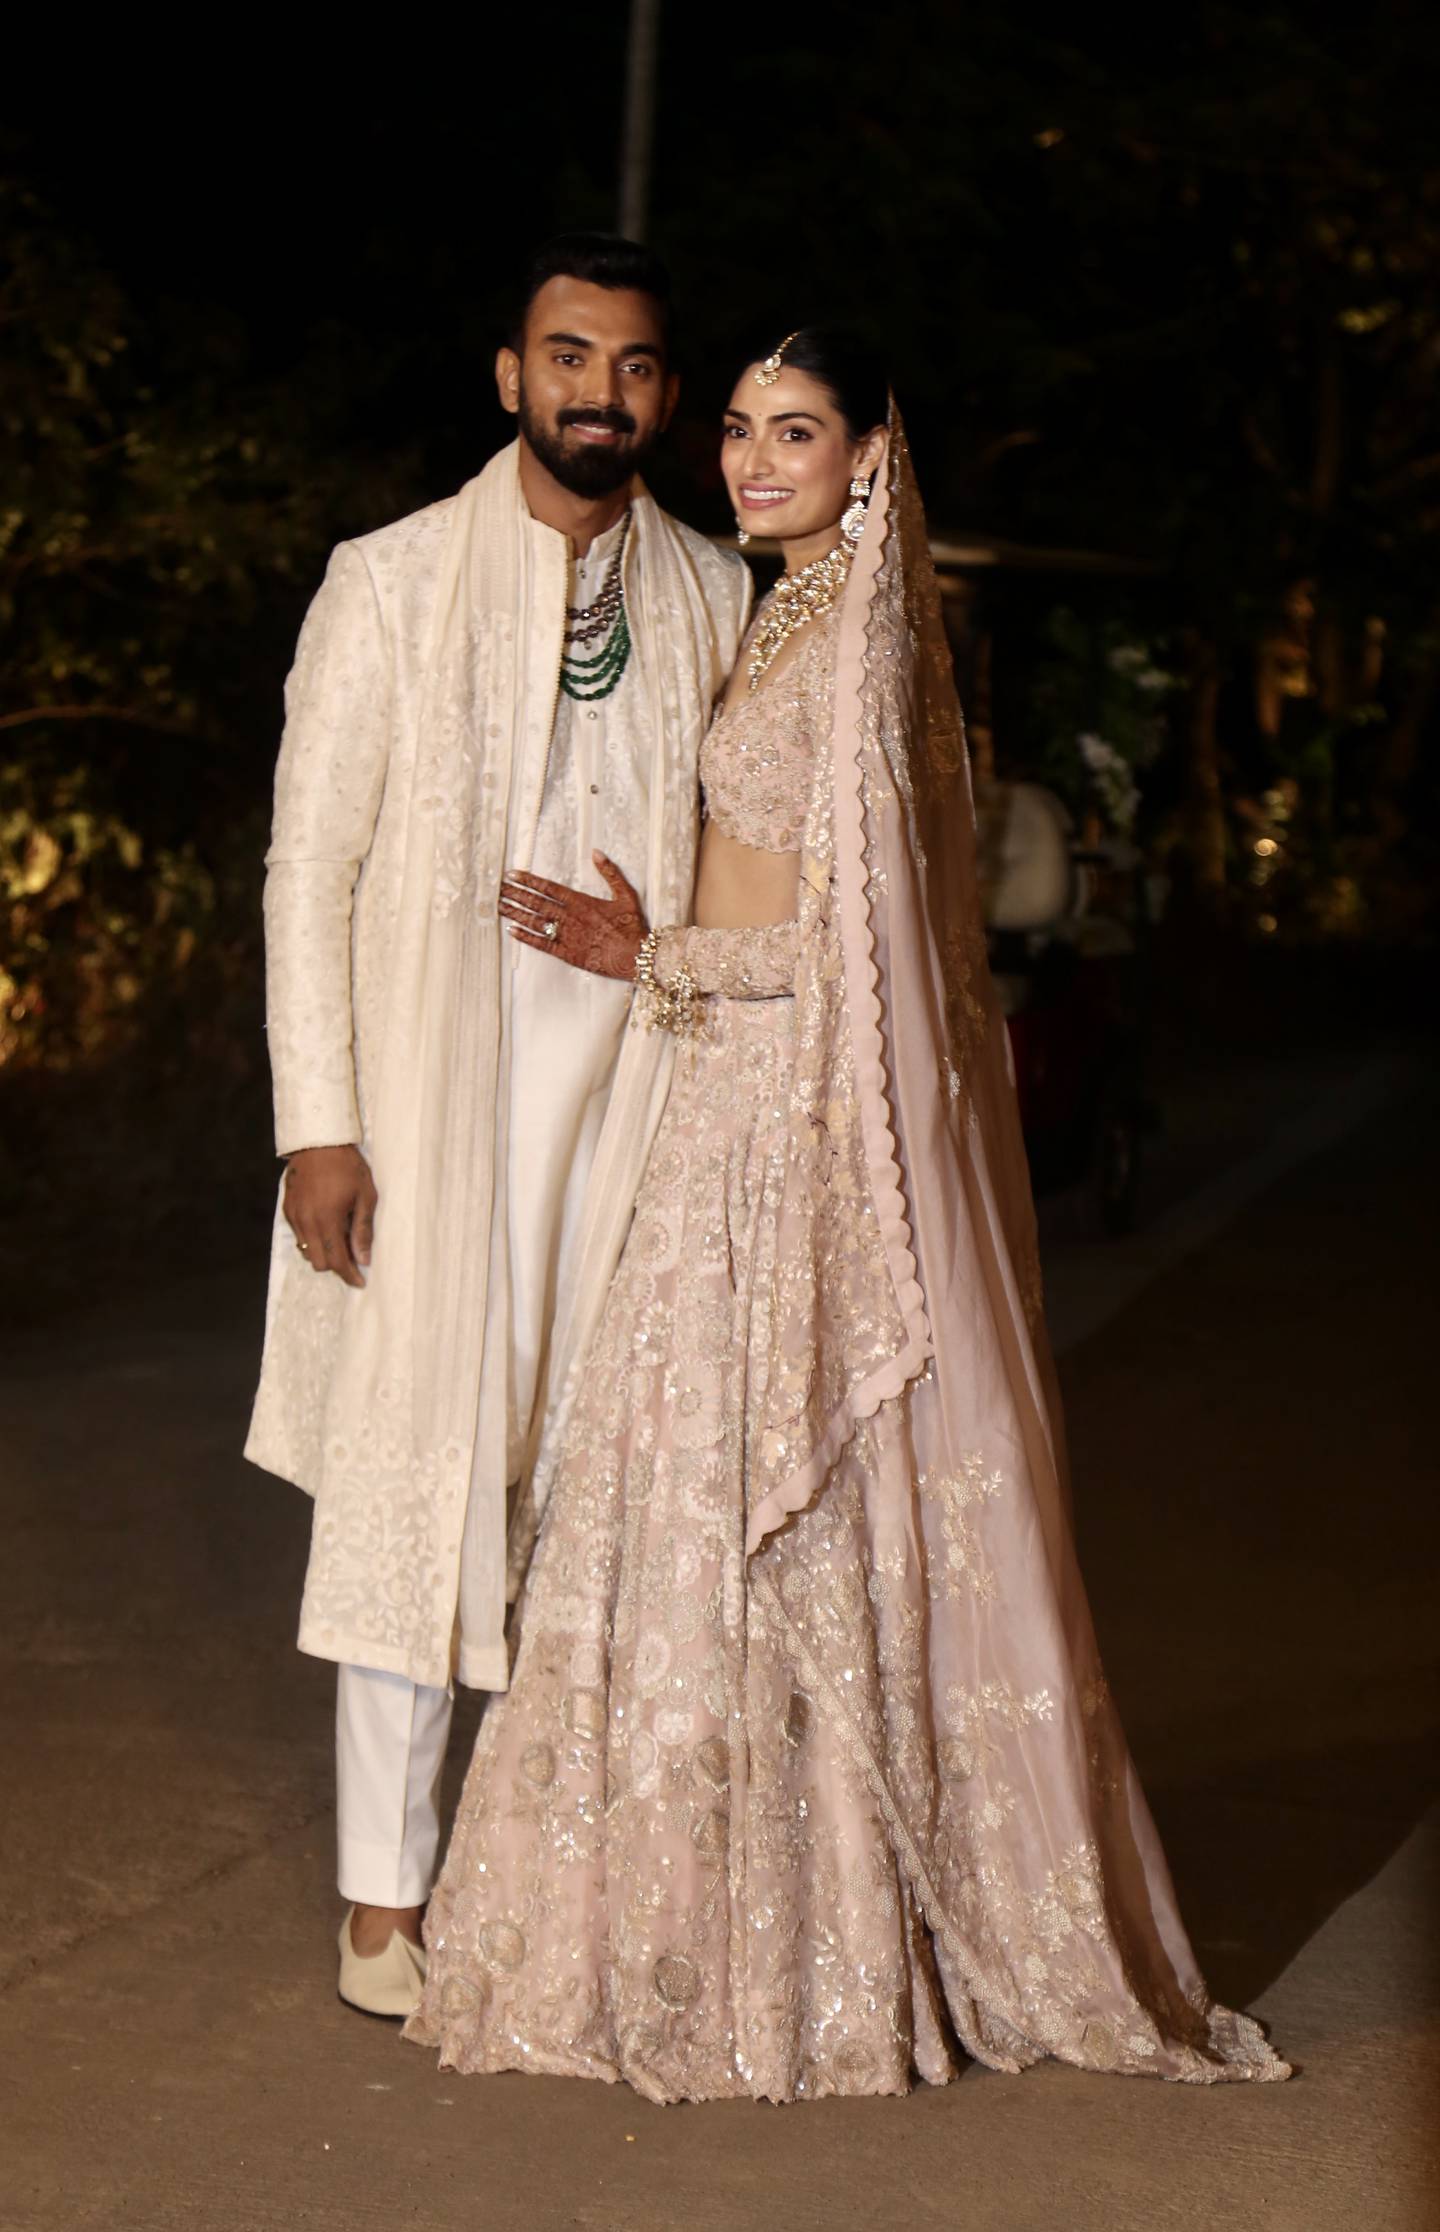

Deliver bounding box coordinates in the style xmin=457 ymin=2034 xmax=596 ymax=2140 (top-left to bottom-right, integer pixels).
xmin=406 ymin=993 xmax=1283 ymax=2101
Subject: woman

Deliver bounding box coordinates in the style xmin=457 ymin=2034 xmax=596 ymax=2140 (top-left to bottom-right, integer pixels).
xmin=404 ymin=331 xmax=1289 ymax=2101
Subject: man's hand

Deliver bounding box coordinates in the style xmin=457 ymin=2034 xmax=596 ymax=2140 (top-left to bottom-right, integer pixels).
xmin=283 ymin=1145 xmax=377 ymax=1288
xmin=498 ymin=852 xmax=647 ymax=982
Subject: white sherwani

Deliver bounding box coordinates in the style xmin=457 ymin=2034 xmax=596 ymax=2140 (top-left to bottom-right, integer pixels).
xmin=245 ymin=444 xmax=751 ymax=1690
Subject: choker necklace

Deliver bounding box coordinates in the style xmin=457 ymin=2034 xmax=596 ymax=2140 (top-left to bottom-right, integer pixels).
xmin=560 ymin=511 xmax=633 ymax=701
xmin=747 ymin=540 xmax=852 ymax=692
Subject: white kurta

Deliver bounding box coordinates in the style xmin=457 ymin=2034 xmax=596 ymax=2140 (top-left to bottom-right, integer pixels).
xmin=245 ymin=448 xmax=752 ymax=1691
xmin=458 ymin=516 xmax=650 ymax=1681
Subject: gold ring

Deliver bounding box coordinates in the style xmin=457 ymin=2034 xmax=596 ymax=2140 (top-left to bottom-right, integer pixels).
xmin=297 ymin=1240 xmax=311 ymax=1254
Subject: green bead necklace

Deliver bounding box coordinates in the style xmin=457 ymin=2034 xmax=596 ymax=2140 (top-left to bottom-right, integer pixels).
xmin=560 ymin=512 xmax=633 ymax=702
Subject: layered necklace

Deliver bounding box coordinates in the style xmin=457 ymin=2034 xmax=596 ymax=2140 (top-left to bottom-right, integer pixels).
xmin=559 ymin=511 xmax=633 ymax=701
xmin=747 ymin=539 xmax=853 ymax=693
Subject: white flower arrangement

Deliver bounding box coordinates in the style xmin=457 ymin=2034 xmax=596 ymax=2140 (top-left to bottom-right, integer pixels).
xmin=1077 ymin=732 xmax=1141 ymax=834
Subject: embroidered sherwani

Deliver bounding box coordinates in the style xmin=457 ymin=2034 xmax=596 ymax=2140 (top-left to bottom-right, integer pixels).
xmin=245 ymin=446 xmax=751 ymax=1690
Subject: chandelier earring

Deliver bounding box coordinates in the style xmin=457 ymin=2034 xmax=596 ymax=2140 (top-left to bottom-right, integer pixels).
xmin=841 ymin=475 xmax=871 ymax=546
xmin=734 ymin=517 xmax=751 ymax=546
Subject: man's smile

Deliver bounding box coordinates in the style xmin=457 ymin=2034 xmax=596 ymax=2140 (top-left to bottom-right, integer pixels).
xmin=558 ymin=409 xmax=637 ymax=448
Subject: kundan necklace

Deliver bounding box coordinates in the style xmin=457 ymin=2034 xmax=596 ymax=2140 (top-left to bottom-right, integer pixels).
xmin=747 ymin=539 xmax=853 ymax=692
xmin=560 ymin=511 xmax=633 ymax=701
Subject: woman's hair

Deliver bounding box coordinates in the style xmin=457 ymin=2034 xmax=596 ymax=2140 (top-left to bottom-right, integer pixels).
xmin=741 ymin=324 xmax=889 ymax=438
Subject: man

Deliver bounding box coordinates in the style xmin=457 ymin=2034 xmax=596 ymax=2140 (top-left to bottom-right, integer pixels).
xmin=245 ymin=234 xmax=751 ymax=2017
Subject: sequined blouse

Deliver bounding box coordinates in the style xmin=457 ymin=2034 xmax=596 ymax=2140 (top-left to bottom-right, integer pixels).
xmin=699 ymin=602 xmax=838 ymax=854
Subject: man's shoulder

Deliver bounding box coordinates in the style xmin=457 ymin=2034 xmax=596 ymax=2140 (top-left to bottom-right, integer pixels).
xmin=341 ymin=495 xmax=458 ymax=593
xmin=646 ymin=505 xmax=749 ymax=602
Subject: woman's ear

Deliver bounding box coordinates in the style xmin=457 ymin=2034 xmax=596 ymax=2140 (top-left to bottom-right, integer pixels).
xmin=855 ymin=426 xmax=888 ymax=481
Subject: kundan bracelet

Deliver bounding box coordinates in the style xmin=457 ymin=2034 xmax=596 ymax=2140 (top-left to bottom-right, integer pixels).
xmin=633 ymin=927 xmax=704 ymax=1037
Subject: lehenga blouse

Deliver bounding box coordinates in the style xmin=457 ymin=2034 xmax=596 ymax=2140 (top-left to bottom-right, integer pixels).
xmin=651 ymin=603 xmax=838 ymax=1000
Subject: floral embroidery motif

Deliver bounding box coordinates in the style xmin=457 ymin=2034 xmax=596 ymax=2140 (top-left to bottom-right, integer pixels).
xmin=922 ymin=1452 xmax=1007 ymax=1602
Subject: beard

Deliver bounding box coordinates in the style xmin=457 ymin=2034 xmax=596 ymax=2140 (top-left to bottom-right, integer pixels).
xmin=517 ymin=385 xmax=656 ymax=497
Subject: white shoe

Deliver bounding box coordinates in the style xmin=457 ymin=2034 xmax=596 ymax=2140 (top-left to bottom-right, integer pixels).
xmin=337 ymin=1908 xmax=428 ymax=2019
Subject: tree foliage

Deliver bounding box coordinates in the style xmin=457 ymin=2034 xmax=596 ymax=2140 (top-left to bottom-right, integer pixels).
xmin=3 ymin=6 xmax=1438 ymax=1101
xmin=0 ymin=177 xmax=411 ymax=1069
xmin=658 ymin=6 xmax=1440 ymax=929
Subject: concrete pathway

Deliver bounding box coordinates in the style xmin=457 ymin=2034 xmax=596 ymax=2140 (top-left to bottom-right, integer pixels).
xmin=3 ymin=1051 xmax=1436 ymax=2231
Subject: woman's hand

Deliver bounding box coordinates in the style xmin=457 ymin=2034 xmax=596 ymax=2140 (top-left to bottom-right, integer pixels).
xmin=499 ymin=852 xmax=648 ymax=982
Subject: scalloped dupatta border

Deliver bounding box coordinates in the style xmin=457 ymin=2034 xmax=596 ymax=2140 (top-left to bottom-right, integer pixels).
xmin=744 ymin=431 xmax=934 ymax=1558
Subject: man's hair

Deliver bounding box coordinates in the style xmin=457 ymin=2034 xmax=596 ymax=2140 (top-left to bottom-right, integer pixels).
xmin=510 ymin=232 xmax=674 ymax=355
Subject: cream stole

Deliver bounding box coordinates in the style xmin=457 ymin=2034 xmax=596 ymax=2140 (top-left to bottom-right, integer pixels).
xmin=301 ymin=445 xmax=720 ymax=1689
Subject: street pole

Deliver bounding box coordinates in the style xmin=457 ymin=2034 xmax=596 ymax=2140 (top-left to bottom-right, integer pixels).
xmin=617 ymin=0 xmax=660 ymax=240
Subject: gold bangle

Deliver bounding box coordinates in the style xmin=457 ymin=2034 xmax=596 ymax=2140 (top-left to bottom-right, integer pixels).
xmin=633 ymin=928 xmax=705 ymax=1037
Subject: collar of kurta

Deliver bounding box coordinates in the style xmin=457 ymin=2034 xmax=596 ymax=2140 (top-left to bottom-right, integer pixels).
xmin=515 ymin=471 xmax=639 ymax=583
xmin=564 ymin=506 xmax=630 ymax=573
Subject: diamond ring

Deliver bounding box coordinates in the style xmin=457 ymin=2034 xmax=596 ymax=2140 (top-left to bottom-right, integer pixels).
xmin=543 ymin=919 xmax=559 ymax=940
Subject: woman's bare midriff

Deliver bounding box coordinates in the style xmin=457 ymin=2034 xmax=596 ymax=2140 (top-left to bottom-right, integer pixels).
xmin=692 ymin=823 xmax=800 ymax=929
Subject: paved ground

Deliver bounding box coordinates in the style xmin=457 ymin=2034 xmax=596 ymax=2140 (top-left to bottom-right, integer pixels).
xmin=3 ymin=1041 xmax=1437 ymax=2231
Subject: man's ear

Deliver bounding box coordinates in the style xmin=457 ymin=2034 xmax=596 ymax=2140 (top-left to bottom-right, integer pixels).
xmin=495 ymin=345 xmax=521 ymax=418
xmin=660 ymin=369 xmax=681 ymax=433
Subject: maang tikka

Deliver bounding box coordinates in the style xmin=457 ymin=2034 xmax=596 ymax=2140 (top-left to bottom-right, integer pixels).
xmin=842 ymin=475 xmax=871 ymax=546
xmin=754 ymin=332 xmax=799 ymax=387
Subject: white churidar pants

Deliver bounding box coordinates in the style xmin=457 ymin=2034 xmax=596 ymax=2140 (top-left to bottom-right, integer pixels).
xmin=335 ymin=1664 xmax=453 ymax=1906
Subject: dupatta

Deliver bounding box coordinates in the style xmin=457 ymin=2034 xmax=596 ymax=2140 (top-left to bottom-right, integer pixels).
xmin=742 ymin=410 xmax=1289 ymax=2082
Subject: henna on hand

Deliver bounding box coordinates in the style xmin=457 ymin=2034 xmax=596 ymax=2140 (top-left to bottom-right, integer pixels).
xmin=498 ymin=853 xmax=647 ymax=982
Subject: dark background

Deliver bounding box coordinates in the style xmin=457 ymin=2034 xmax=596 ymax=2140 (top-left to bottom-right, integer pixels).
xmin=3 ymin=36 xmax=1438 ymax=2225
xmin=3 ymin=6 xmax=1438 ymax=1306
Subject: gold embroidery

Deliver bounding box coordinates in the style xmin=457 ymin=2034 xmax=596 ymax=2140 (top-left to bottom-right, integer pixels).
xmin=519 ymin=1742 xmax=557 ymax=1789
xmin=923 ymin=1452 xmax=1007 ymax=1602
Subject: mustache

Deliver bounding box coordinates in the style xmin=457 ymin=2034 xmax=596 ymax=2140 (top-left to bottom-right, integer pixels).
xmin=557 ymin=406 xmax=637 ymax=436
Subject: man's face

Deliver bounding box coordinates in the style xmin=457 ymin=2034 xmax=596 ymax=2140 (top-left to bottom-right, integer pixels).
xmin=496 ymin=275 xmax=677 ymax=497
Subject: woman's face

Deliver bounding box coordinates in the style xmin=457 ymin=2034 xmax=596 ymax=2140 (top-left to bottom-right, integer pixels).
xmin=721 ymin=364 xmax=884 ymax=549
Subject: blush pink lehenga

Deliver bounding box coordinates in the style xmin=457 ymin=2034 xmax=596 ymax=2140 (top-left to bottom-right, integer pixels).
xmin=404 ymin=420 xmax=1289 ymax=2103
